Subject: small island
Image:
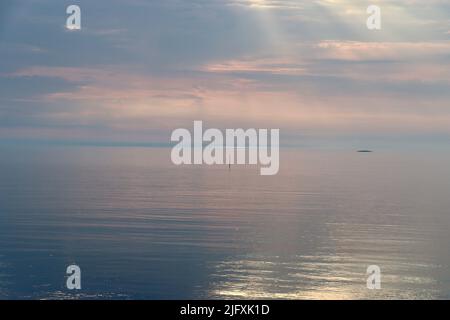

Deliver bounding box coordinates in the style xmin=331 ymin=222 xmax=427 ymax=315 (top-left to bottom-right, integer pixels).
xmin=357 ymin=150 xmax=373 ymax=153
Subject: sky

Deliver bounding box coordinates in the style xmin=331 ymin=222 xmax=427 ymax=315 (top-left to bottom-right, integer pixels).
xmin=0 ymin=0 xmax=449 ymax=148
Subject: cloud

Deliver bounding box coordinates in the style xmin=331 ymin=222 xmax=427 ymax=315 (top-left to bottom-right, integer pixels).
xmin=315 ymin=40 xmax=450 ymax=60
xmin=1 ymin=0 xmax=450 ymax=145
xmin=204 ymin=57 xmax=306 ymax=75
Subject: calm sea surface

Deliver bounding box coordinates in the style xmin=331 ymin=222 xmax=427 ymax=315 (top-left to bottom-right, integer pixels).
xmin=0 ymin=146 xmax=450 ymax=299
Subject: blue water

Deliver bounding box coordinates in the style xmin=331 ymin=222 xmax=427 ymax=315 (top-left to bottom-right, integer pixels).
xmin=1 ymin=146 xmax=450 ymax=299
